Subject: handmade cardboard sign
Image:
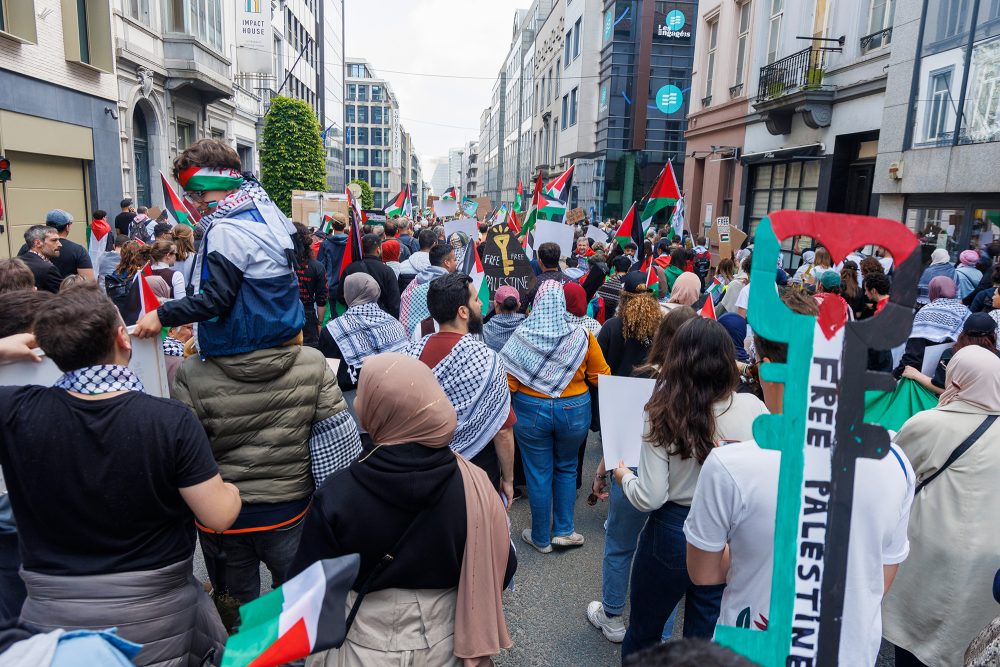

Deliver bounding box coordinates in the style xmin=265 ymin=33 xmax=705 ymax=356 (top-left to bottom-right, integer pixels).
xmin=565 ymin=208 xmax=587 ymax=225
xmin=474 ymin=197 xmax=493 ymax=220
xmin=0 ymin=328 xmax=170 ymax=398
xmin=709 ymin=216 xmax=746 ymax=262
xmin=721 ymin=210 xmax=920 ymax=667
xmin=461 ymin=199 xmax=479 ymax=217
xmin=480 ymin=223 xmax=536 ymax=303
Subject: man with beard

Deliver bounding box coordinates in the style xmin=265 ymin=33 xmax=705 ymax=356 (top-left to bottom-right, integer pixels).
xmin=406 ymin=272 xmax=515 ymax=503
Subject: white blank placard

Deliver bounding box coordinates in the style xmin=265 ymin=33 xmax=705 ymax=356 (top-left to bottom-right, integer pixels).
xmin=532 ymin=219 xmax=576 ymax=257
xmin=599 ymin=375 xmax=656 ymax=468
xmin=444 ymin=218 xmax=479 ymax=239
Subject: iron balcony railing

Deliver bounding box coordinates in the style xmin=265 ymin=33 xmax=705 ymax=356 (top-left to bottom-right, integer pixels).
xmin=860 ymin=26 xmax=893 ymax=53
xmin=756 ymin=46 xmax=828 ymax=104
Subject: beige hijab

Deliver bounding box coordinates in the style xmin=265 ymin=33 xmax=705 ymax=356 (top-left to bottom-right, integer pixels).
xmin=354 ymin=353 xmax=512 ymax=665
xmin=668 ymin=272 xmax=702 ymax=306
xmin=939 ymin=345 xmax=1000 ymax=413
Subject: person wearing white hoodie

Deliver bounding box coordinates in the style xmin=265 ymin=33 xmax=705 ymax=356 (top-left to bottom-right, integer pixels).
xmin=398 ymin=229 xmax=437 ymax=285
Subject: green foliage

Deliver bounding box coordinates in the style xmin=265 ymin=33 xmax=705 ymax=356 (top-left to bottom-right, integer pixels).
xmin=350 ymin=178 xmax=374 ymax=210
xmin=260 ymin=96 xmax=327 ymax=216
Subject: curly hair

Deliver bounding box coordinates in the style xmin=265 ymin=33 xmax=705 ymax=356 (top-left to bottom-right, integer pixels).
xmin=859 ymin=256 xmax=883 ymax=277
xmin=644 ymin=318 xmax=739 ymax=464
xmin=618 ymin=290 xmax=662 ymax=342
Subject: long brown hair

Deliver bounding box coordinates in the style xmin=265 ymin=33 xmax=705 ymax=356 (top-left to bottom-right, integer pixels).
xmin=840 ymin=263 xmax=860 ymax=300
xmin=644 ymin=318 xmax=739 ymax=464
xmin=814 ymin=247 xmax=833 ymax=269
xmin=115 ymin=241 xmax=145 ymax=279
xmin=633 ymin=307 xmax=697 ymax=378
xmin=171 ymin=225 xmax=195 ymax=261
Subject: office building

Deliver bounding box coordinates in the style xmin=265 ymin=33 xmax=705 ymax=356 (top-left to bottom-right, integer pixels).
xmin=345 ymin=58 xmax=402 ymax=210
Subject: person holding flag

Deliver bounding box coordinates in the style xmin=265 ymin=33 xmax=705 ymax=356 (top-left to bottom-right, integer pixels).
xmin=514 ymin=179 xmax=525 ymax=214
xmin=638 ymin=161 xmax=682 ymax=237
xmin=134 ymin=139 xmax=304 ymax=355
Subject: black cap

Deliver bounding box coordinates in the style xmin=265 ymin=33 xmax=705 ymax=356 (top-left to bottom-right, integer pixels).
xmin=623 ymin=270 xmax=650 ymax=294
xmin=964 ymin=312 xmax=997 ymax=337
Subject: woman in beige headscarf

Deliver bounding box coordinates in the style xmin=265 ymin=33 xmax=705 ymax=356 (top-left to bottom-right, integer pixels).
xmin=293 ymin=353 xmax=515 ymax=667
xmin=884 ymin=345 xmax=1000 ymax=667
xmin=661 ymin=271 xmax=702 ymax=314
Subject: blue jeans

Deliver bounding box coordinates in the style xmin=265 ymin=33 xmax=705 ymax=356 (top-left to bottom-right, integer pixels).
xmin=603 ymin=476 xmax=676 ymax=639
xmin=513 ymin=391 xmax=591 ymax=547
xmin=621 ymin=502 xmax=724 ymax=662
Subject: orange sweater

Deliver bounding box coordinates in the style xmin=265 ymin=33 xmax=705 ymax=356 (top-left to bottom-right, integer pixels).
xmin=507 ymin=332 xmax=611 ymax=398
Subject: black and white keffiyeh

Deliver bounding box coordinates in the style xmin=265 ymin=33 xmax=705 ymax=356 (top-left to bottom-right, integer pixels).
xmin=309 ymin=411 xmax=362 ymax=488
xmin=326 ymin=302 xmax=410 ymax=381
xmin=163 ymin=337 xmax=186 ymax=357
xmin=407 ymin=334 xmax=511 ymax=458
xmin=910 ymin=298 xmax=970 ymax=343
xmin=53 ymin=365 xmax=145 ymax=395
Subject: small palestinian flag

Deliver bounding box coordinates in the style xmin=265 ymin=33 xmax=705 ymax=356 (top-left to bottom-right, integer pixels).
xmin=514 ymin=179 xmax=525 ymax=213
xmin=461 ymin=240 xmax=491 ymax=316
xmin=614 ymin=203 xmax=645 ymax=267
xmin=645 ymin=262 xmax=660 ymax=296
xmin=87 ymin=216 xmax=112 ymax=270
xmin=161 ymin=171 xmax=199 ymax=228
xmin=441 ymin=186 xmax=458 ymax=201
xmin=176 ymin=166 xmax=244 ymax=193
xmin=341 ymin=187 xmax=364 ymax=278
xmin=699 ymin=295 xmax=717 ymax=320
xmin=639 ymin=161 xmax=681 ymax=234
xmin=506 ymin=209 xmax=521 ymax=235
xmin=383 ymin=188 xmax=409 ymax=218
xmin=121 ymin=264 xmax=161 ymax=325
xmin=220 ymin=556 xmax=360 ymax=667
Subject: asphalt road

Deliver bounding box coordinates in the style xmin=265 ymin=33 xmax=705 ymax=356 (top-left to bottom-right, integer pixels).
xmin=195 ymin=432 xmax=895 ymax=667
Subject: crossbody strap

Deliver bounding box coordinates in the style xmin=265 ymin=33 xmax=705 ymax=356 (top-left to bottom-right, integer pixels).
xmin=915 ymin=415 xmax=997 ymax=494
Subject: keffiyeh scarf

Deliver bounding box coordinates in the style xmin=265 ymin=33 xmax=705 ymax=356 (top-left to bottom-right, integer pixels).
xmin=500 ymin=282 xmax=589 ymax=398
xmin=163 ymin=337 xmax=185 ymax=357
xmin=566 ymin=314 xmax=602 ymax=336
xmin=910 ymin=298 xmax=970 ymax=342
xmin=53 ymin=365 xmax=145 ymax=395
xmin=400 ymin=266 xmax=448 ymax=334
xmin=407 ymin=334 xmax=511 ymax=458
xmin=991 ymin=309 xmax=1000 ymax=336
xmin=482 ymin=313 xmax=525 ymax=353
xmin=326 ymin=302 xmax=409 ymax=381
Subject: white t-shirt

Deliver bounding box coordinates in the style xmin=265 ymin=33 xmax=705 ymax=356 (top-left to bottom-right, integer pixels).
xmin=734 ymin=282 xmax=751 ymax=314
xmin=684 ymin=440 xmax=914 ymax=666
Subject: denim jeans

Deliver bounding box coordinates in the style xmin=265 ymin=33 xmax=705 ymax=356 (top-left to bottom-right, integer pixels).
xmin=602 ymin=475 xmax=676 ymax=640
xmin=620 ymin=502 xmax=724 ymax=662
xmin=199 ymin=519 xmax=305 ymax=605
xmin=0 ymin=531 xmax=26 ymax=623
xmin=512 ymin=391 xmax=591 ymax=547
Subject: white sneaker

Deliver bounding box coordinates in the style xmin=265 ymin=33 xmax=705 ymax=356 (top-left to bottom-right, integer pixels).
xmin=551 ymin=532 xmax=585 ymax=548
xmin=587 ymin=601 xmax=626 ymax=643
xmin=521 ymin=528 xmax=552 ymax=554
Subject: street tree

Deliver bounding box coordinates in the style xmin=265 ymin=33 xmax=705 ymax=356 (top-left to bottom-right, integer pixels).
xmin=260 ymin=96 xmax=326 ymax=216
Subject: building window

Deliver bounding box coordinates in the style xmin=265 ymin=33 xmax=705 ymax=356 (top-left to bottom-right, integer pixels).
xmin=126 ymin=0 xmax=150 ymax=24
xmin=357 ymin=149 xmax=368 ymax=166
xmin=909 ymin=0 xmax=1000 ymax=148
xmin=346 ymin=84 xmax=356 ymax=101
xmin=0 ymin=0 xmax=37 ymax=41
xmin=570 ymin=87 xmax=578 ymax=126
xmin=357 ymin=85 xmax=368 ymax=101
xmin=556 ymin=59 xmax=561 ymax=95
xmin=372 ymin=127 xmax=383 ymax=145
xmin=372 ymin=106 xmax=383 ymax=124
xmin=347 ymin=63 xmax=366 ymax=78
xmin=76 ymin=0 xmax=90 ymax=63
xmin=863 ymin=0 xmax=895 ymax=51
xmin=748 ymin=161 xmax=820 ymax=236
xmin=371 ymin=85 xmax=382 ymax=101
xmin=564 ymin=28 xmax=572 ymax=66
xmin=547 ymin=67 xmax=553 ymax=104
xmin=187 ymin=0 xmax=222 ymax=52
xmin=346 ymin=105 xmax=355 ymax=123
xmin=211 ymin=128 xmax=225 ymax=140
xmin=357 ymin=105 xmax=368 ymax=124
xmin=561 ymin=95 xmax=568 ymax=129
xmin=176 ymin=120 xmax=195 ymax=150
xmin=573 ymin=17 xmax=582 ymax=59
xmin=735 ymin=2 xmax=751 ymax=87
xmin=705 ymin=18 xmax=718 ymax=102
xmin=357 ymin=127 xmax=369 ymax=145
xmin=767 ymin=0 xmax=784 ymax=64
xmin=373 ymin=191 xmax=383 ymax=208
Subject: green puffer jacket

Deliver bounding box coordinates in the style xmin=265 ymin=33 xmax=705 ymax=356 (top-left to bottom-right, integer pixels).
xmin=172 ymin=344 xmax=347 ymax=504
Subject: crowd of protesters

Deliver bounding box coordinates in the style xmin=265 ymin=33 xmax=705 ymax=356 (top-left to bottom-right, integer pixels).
xmin=0 ymin=138 xmax=998 ymax=667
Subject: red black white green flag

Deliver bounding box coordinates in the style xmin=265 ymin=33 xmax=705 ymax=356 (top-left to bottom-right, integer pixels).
xmin=161 ymin=171 xmax=199 ymax=228
xmin=384 ymin=188 xmax=409 ymax=218
xmin=514 ymin=179 xmax=525 ymax=214
xmin=639 ymin=161 xmax=681 ymax=233
xmin=341 ymin=186 xmax=364 ymax=279
xmin=441 ymin=186 xmax=458 ymax=201
xmin=614 ymin=202 xmax=645 ymax=267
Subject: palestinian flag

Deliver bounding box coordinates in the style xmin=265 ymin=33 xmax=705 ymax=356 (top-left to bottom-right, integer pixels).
xmin=645 ymin=262 xmax=660 ymax=296
xmin=121 ymin=264 xmax=161 ymax=325
xmin=669 ymin=196 xmax=686 ymax=240
xmin=514 ymin=179 xmax=525 ymax=213
xmin=161 ymin=171 xmax=199 ymax=228
xmin=461 ymin=240 xmax=491 ymax=316
xmin=403 ymin=185 xmax=414 ymax=218
xmin=543 ymin=165 xmax=575 ymax=202
xmin=639 ymin=161 xmax=681 ymax=234
xmin=699 ymin=295 xmax=717 ymax=320
xmin=536 ymin=166 xmax=574 ymax=222
xmin=320 ymin=215 xmax=334 ymax=235
xmin=614 ymin=203 xmax=645 ymax=267
xmin=87 ymin=216 xmax=112 ymax=270
xmin=441 ymin=186 xmax=458 ymax=201
xmin=341 ymin=187 xmax=364 ymax=279
xmin=220 ymin=556 xmax=360 ymax=667
xmin=506 ymin=209 xmax=521 ymax=235
xmin=383 ymin=188 xmax=409 ymax=218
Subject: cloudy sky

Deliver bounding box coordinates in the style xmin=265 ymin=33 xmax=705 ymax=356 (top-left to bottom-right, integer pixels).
xmin=344 ymin=0 xmax=528 ymax=166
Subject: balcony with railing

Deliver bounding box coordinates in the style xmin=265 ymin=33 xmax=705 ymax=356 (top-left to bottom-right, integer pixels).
xmin=753 ymin=46 xmax=835 ymax=135
xmin=860 ymin=26 xmax=892 ymax=53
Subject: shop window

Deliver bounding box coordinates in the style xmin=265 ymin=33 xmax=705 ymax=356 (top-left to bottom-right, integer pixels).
xmin=905 ymin=206 xmax=965 ymax=263
xmin=748 ymin=160 xmax=820 ymax=260
xmin=971 ymin=208 xmax=1000 ymax=252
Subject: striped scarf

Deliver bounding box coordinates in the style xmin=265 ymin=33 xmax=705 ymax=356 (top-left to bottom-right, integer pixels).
xmin=482 ymin=313 xmax=525 ymax=353
xmin=910 ymin=298 xmax=970 ymax=343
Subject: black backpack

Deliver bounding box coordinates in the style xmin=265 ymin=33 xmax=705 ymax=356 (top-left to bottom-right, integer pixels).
xmin=693 ymin=251 xmax=711 ymax=282
xmin=105 ymin=270 xmax=133 ymax=312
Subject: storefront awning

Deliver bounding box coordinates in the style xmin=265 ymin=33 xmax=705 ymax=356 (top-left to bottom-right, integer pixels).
xmin=740 ymin=143 xmax=825 ymax=165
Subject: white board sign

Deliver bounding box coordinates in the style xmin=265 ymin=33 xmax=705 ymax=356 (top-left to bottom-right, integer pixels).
xmin=598 ymin=375 xmax=656 ymax=468
xmin=432 ymin=199 xmax=459 ymax=218
xmin=531 ymin=219 xmax=576 ymax=257
xmin=444 ymin=218 xmax=479 ymax=239
xmin=0 ymin=328 xmax=170 ymax=398
xmin=586 ymin=225 xmax=609 ymax=243
xmin=920 ymin=342 xmax=952 ymax=377
xmin=235 ymin=0 xmax=273 ymax=74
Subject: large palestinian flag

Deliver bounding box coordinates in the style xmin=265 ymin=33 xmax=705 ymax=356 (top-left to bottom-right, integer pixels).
xmin=88 ymin=216 xmax=112 ymax=270
xmin=220 ymin=556 xmax=360 ymax=667
xmin=441 ymin=186 xmax=458 ymax=201
xmin=639 ymin=161 xmax=681 ymax=234
xmin=341 ymin=186 xmax=364 ymax=279
xmin=161 ymin=171 xmax=199 ymax=228
xmin=384 ymin=186 xmax=412 ymax=218
xmin=614 ymin=202 xmax=644 ymax=251
xmin=538 ymin=165 xmax=574 ymax=222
